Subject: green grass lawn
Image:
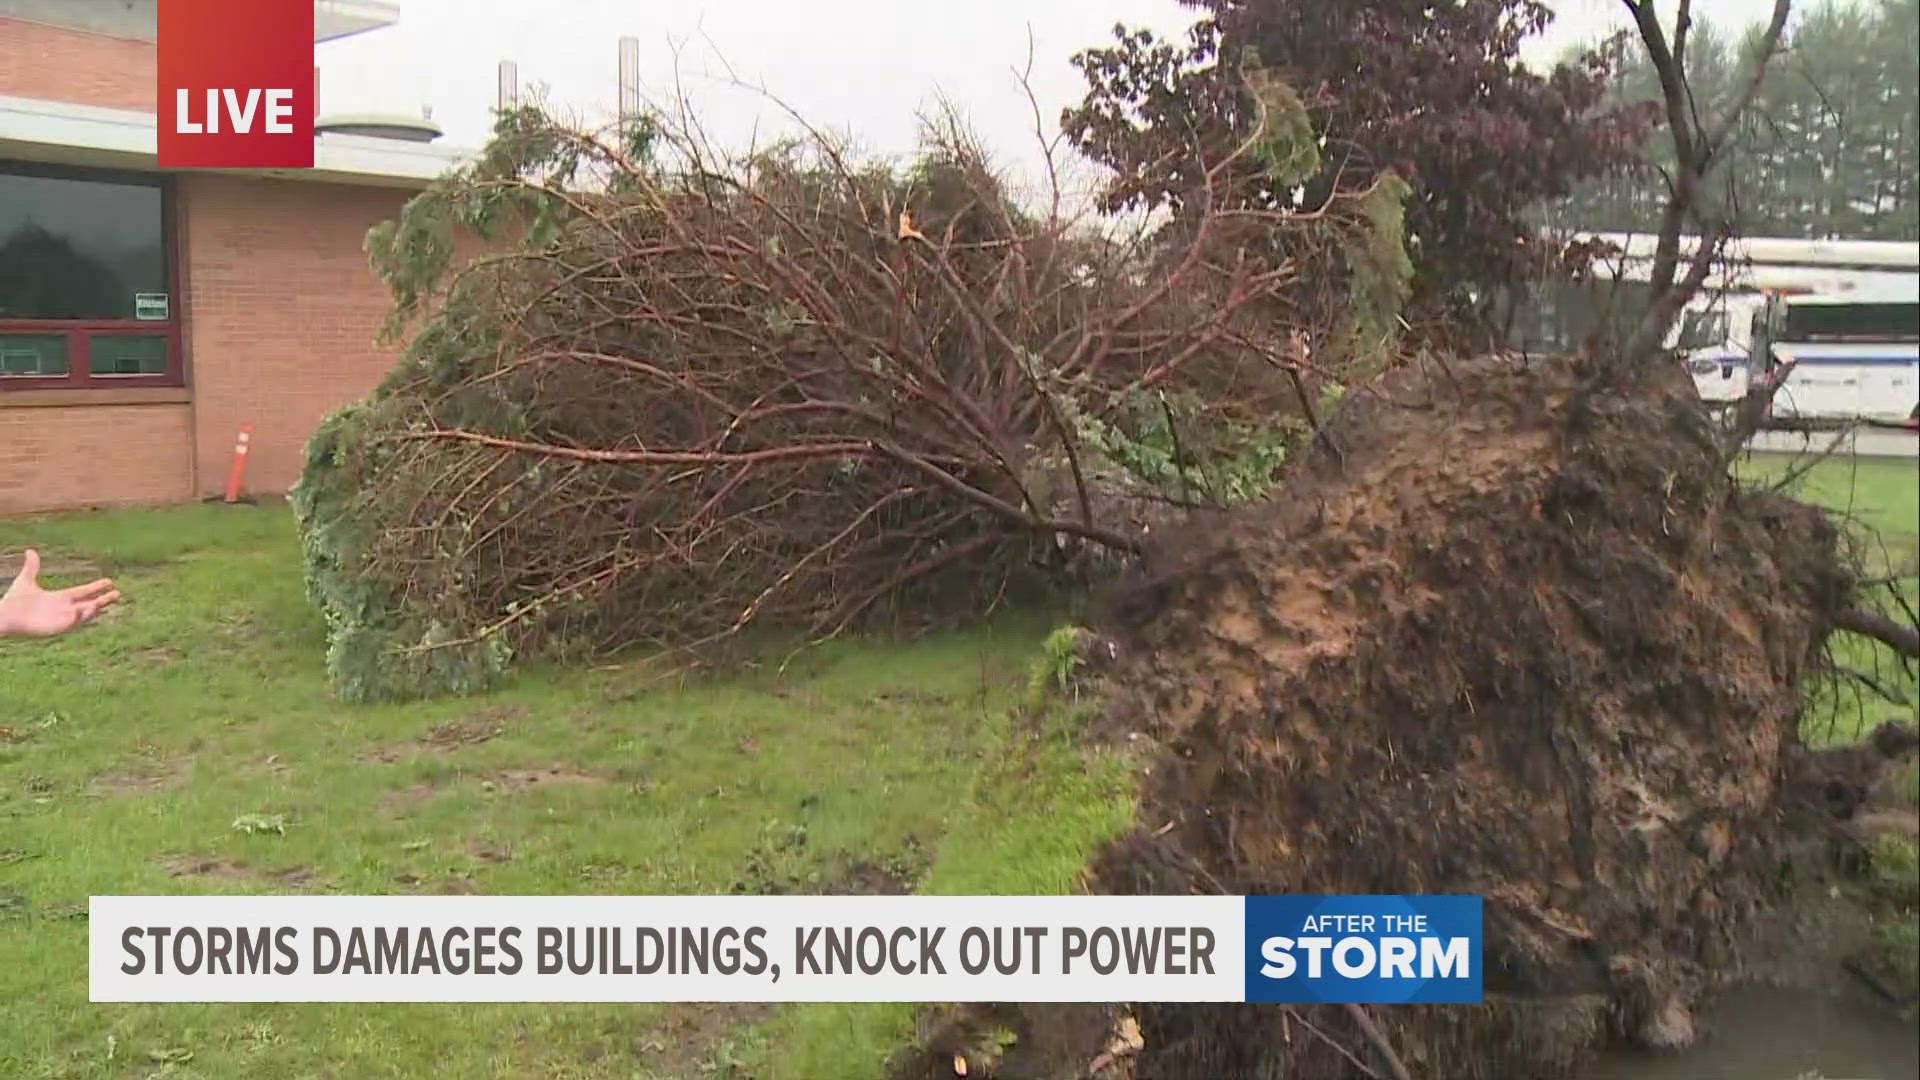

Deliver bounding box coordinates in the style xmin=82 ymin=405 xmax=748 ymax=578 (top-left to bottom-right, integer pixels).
xmin=2 ymin=453 xmax=1911 ymax=1079
xmin=0 ymin=504 xmax=1134 ymax=1079
xmin=1736 ymin=452 xmax=1920 ymax=748
xmin=1739 ymin=452 xmax=1920 ymax=567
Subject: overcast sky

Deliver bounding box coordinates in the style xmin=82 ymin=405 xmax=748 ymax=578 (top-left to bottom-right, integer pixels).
xmin=316 ymin=0 xmax=1794 ymax=190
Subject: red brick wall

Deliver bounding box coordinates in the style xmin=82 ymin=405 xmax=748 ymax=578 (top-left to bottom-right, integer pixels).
xmin=1 ymin=176 xmax=411 ymax=513
xmin=2 ymin=22 xmax=423 ymax=514
xmin=0 ymin=402 xmax=193 ymax=514
xmin=1 ymin=19 xmax=173 ymax=514
xmin=0 ymin=17 xmax=157 ymax=111
xmin=178 ymin=174 xmax=411 ymax=498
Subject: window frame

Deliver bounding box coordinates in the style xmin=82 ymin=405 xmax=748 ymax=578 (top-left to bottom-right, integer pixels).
xmin=1675 ymin=308 xmax=1730 ymax=351
xmin=1782 ymin=301 xmax=1920 ymax=345
xmin=0 ymin=160 xmax=186 ymax=391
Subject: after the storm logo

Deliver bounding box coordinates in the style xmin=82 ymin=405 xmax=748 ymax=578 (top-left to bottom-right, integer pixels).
xmin=1244 ymin=895 xmax=1483 ymax=1004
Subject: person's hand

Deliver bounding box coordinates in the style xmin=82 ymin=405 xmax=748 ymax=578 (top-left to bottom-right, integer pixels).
xmin=0 ymin=549 xmax=119 ymax=638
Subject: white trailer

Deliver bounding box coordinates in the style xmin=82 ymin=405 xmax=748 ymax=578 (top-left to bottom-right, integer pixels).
xmin=1570 ymin=232 xmax=1919 ymax=416
xmin=1759 ymin=289 xmax=1919 ymax=427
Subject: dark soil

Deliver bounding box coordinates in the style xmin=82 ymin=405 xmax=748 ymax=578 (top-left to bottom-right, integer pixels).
xmin=491 ymin=767 xmax=608 ymax=791
xmin=887 ymin=1004 xmax=1131 ymax=1080
xmin=159 ymin=856 xmax=330 ymax=892
xmin=903 ymin=353 xmax=1911 ymax=1079
xmin=88 ymin=759 xmax=184 ymax=797
xmin=0 ymin=552 xmax=102 ymax=579
xmin=731 ymin=831 xmax=931 ymax=897
xmin=1101 ymin=353 xmax=1863 ymax=1077
xmin=418 ymin=719 xmax=507 ymax=751
xmin=631 ymin=1002 xmax=776 ymax=1078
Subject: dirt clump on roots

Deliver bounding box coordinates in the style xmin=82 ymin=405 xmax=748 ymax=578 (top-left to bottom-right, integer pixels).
xmin=1036 ymin=351 xmax=1860 ymax=1079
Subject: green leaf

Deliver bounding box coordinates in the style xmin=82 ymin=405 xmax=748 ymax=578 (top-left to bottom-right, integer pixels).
xmin=231 ymin=813 xmax=290 ymax=836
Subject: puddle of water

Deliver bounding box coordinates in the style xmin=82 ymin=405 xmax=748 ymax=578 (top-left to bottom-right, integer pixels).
xmin=1579 ymin=984 xmax=1919 ymax=1080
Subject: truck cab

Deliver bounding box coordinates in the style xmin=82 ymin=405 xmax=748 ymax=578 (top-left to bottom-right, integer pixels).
xmin=1673 ymin=292 xmax=1766 ymax=403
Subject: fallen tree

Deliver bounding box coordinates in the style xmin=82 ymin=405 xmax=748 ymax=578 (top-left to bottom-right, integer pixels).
xmin=867 ymin=2 xmax=1920 ymax=1077
xmin=293 ymin=78 xmax=1413 ymax=702
xmin=294 ymin=5 xmax=1920 ymax=1075
xmin=875 ymin=343 xmax=1915 ymax=1079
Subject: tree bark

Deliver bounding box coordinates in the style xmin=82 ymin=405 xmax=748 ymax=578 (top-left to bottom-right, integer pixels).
xmin=1618 ymin=0 xmax=1793 ymax=360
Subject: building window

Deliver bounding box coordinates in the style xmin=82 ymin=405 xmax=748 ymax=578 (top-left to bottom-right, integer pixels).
xmin=0 ymin=162 xmax=183 ymax=390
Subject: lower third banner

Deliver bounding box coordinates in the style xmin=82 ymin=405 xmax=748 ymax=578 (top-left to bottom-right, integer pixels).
xmin=90 ymin=894 xmax=1481 ymax=1004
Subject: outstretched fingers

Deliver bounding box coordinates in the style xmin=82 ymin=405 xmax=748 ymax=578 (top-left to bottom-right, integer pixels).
xmin=74 ymin=589 xmax=122 ymax=625
xmin=58 ymin=577 xmax=116 ymax=601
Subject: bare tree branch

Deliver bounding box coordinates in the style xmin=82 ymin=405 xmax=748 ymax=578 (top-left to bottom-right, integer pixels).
xmin=1618 ymin=0 xmax=1794 ymax=362
xmin=1343 ymin=1003 xmax=1414 ymax=1080
xmin=328 ymin=75 xmax=1389 ymax=671
xmin=1834 ymin=608 xmax=1920 ymax=659
xmin=1702 ymin=0 xmax=1794 ymax=162
xmin=1836 ymin=665 xmax=1912 ymax=706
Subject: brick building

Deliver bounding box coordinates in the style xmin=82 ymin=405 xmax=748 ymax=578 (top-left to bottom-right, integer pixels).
xmin=0 ymin=0 xmax=467 ymax=513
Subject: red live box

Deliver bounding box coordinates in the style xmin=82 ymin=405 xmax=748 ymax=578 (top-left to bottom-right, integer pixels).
xmin=158 ymin=0 xmax=315 ymax=168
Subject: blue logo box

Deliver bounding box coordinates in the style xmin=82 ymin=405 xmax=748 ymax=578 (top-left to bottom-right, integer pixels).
xmin=1243 ymin=895 xmax=1483 ymax=1004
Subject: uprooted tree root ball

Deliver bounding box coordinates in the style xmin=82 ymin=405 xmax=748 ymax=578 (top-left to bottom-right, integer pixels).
xmin=904 ymin=352 xmax=1885 ymax=1079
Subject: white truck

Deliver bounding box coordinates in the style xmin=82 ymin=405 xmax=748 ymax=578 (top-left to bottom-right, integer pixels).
xmin=1573 ymin=233 xmax=1919 ymax=423
xmin=1754 ymin=289 xmax=1920 ymax=429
